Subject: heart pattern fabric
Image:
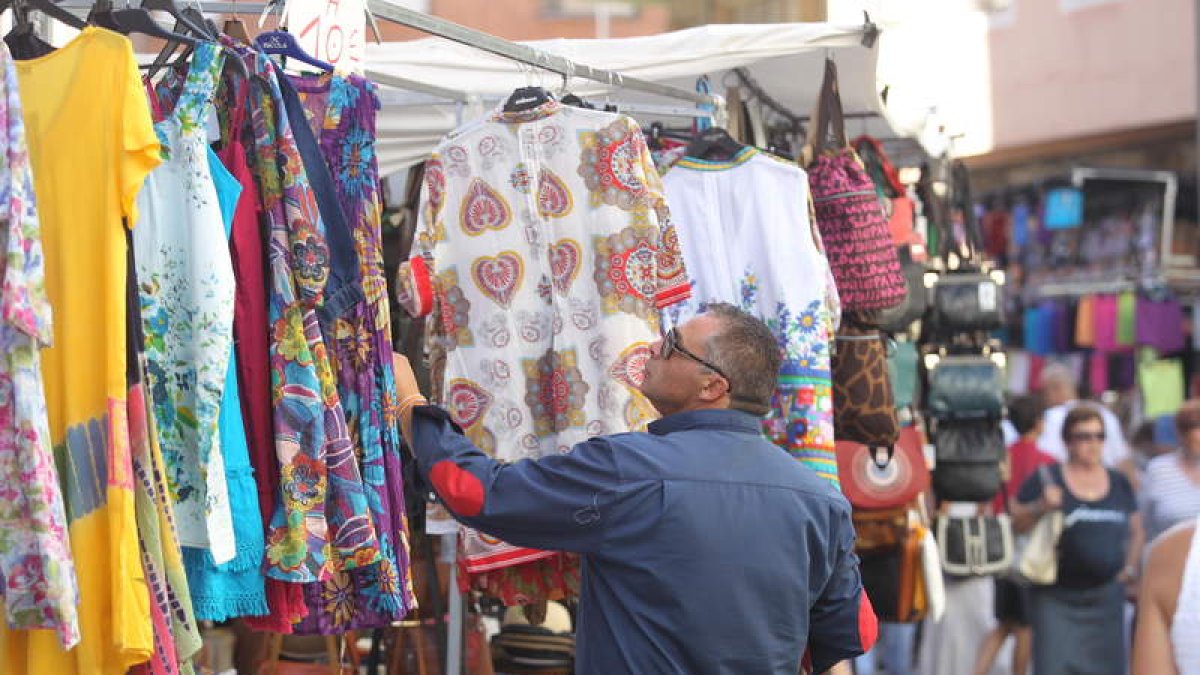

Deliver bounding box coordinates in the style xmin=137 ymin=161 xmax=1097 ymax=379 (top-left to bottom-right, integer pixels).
xmin=446 ymin=378 xmax=493 ymax=429
xmin=549 ymin=239 xmax=581 ymax=295
xmin=416 ymin=113 xmax=692 ymax=577
xmin=537 ymin=169 xmax=573 ymax=219
xmin=461 ymin=178 xmax=512 ymax=236
xmin=609 ymin=342 xmax=652 ymax=389
xmin=472 ymin=251 xmax=524 ymax=308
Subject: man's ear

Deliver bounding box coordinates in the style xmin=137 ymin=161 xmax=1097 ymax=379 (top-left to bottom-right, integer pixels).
xmin=697 ymin=373 xmax=729 ymax=404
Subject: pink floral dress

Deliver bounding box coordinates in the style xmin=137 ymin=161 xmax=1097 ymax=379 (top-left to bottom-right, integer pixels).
xmin=0 ymin=40 xmax=80 ymax=649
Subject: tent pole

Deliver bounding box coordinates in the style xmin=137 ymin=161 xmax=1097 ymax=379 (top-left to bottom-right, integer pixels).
xmin=443 ymin=533 xmax=463 ymax=675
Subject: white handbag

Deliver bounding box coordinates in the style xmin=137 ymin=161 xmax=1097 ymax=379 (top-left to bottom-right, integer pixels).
xmin=1017 ymin=465 xmax=1063 ymax=585
xmin=935 ymin=513 xmax=1015 ymax=577
xmin=920 ymin=526 xmax=946 ymax=621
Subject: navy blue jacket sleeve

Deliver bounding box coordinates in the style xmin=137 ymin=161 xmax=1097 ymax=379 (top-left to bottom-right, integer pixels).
xmin=806 ymin=512 xmax=878 ymax=673
xmin=407 ymin=405 xmax=618 ymax=554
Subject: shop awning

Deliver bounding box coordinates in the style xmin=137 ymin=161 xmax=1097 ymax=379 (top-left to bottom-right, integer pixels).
xmin=366 ymin=22 xmax=929 ymax=175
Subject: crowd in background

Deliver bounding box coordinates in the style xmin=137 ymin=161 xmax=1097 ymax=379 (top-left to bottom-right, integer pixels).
xmin=851 ymin=364 xmax=1200 ymax=675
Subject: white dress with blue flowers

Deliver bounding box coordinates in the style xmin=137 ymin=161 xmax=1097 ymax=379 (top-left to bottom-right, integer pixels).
xmin=133 ymin=42 xmax=238 ymax=563
xmin=663 ymin=147 xmax=839 ymax=486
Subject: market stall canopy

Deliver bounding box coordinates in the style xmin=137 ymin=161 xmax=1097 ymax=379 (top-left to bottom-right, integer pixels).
xmin=366 ymin=21 xmax=930 ymax=175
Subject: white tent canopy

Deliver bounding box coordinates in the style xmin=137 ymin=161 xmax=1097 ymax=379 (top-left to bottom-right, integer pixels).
xmin=366 ymin=22 xmax=930 ymax=176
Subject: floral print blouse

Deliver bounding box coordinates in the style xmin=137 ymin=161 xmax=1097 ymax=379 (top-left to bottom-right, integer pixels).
xmin=0 ymin=39 xmax=80 ymax=649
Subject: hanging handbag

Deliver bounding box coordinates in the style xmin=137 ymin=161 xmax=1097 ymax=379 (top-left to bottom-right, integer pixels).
xmin=926 ymin=354 xmax=1006 ymax=421
xmin=805 ymin=59 xmax=906 ymax=314
xmin=876 ymin=247 xmax=929 ymax=334
xmin=836 ymin=425 xmax=930 ymax=510
xmin=856 ymin=507 xmax=928 ymax=623
xmin=929 ymin=271 xmax=1005 ymax=334
xmin=920 ymin=525 xmax=946 ymax=621
xmin=852 ymin=135 xmax=917 ymax=248
xmin=930 ymin=419 xmax=1006 ymax=502
xmin=888 ymin=340 xmax=919 ymax=413
xmin=831 ymin=322 xmax=899 ymax=450
xmin=935 ymin=512 xmax=1015 ymax=577
xmin=1017 ymin=465 xmax=1063 ymax=585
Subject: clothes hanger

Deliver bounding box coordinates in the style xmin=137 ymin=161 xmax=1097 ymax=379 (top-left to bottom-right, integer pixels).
xmin=2 ymin=0 xmax=86 ymax=30
xmin=684 ymin=126 xmax=746 ymax=162
xmin=140 ymin=0 xmax=209 ymax=38
xmin=4 ymin=0 xmax=84 ymax=59
xmin=502 ymin=85 xmax=554 ymax=112
xmin=254 ymin=27 xmax=333 ymax=73
xmin=107 ymin=4 xmax=199 ymax=48
xmin=501 ymin=62 xmax=555 ymax=112
xmin=222 ymin=0 xmax=250 ymax=43
xmin=559 ymin=93 xmax=593 ymax=109
xmin=145 ymin=0 xmax=249 ymax=80
xmin=86 ymin=0 xmax=122 ymax=30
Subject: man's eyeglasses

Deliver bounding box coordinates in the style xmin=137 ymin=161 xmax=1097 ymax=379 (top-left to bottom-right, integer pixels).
xmin=1069 ymin=431 xmax=1106 ymax=443
xmin=660 ymin=327 xmax=728 ymax=381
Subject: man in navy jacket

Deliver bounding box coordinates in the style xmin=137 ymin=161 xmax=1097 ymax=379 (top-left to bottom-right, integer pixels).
xmin=395 ymin=303 xmax=876 ymax=674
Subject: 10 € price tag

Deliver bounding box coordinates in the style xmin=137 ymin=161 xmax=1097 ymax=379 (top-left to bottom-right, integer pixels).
xmin=287 ymin=0 xmax=366 ymax=72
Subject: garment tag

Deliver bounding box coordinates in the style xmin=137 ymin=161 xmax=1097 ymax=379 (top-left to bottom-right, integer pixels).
xmin=206 ymin=108 xmax=221 ymax=144
xmin=978 ymin=282 xmax=997 ymax=312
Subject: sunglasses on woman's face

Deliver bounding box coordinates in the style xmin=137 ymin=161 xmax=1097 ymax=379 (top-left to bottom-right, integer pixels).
xmin=1069 ymin=431 xmax=1106 ymax=443
xmin=659 ymin=327 xmax=729 ymax=381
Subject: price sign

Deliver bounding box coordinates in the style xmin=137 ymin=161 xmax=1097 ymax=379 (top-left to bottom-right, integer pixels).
xmin=286 ymin=0 xmax=366 ymax=72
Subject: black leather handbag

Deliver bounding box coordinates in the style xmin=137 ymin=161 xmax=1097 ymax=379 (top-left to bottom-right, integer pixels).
xmin=926 ymin=355 xmax=1005 ymax=421
xmin=936 ymin=514 xmax=1014 ymax=577
xmin=930 ymin=271 xmax=1004 ymax=333
xmin=877 ymin=246 xmax=929 ymax=334
xmin=931 ymin=419 xmax=1006 ymax=502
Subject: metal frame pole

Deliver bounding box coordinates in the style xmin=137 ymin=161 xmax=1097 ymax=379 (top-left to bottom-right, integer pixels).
xmin=442 ymin=533 xmax=463 ymax=675
xmin=364 ymin=0 xmax=718 ymax=107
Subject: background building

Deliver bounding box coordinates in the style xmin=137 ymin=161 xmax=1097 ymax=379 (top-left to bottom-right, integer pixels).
xmin=662 ymin=0 xmax=826 ymax=28
xmin=371 ymin=0 xmax=669 ymax=41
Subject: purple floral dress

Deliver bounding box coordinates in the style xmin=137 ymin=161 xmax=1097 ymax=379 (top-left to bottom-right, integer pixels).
xmin=234 ymin=49 xmax=380 ymax=585
xmin=288 ymin=72 xmax=416 ymax=633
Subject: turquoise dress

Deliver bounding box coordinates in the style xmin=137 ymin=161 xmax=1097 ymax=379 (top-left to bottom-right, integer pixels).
xmin=179 ymin=145 xmax=268 ymax=621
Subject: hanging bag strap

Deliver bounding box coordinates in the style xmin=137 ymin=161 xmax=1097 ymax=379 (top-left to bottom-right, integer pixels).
xmin=802 ymin=58 xmax=845 ymax=165
xmin=812 ymin=58 xmax=848 ymax=156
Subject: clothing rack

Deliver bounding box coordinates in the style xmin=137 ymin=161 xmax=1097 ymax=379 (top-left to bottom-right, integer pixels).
xmin=30 ymin=5 xmax=851 ymax=673
xmin=1030 ymin=278 xmax=1140 ymax=299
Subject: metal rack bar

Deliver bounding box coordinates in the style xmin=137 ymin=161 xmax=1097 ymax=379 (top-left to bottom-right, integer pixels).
xmin=57 ymin=0 xmax=271 ymax=13
xmin=733 ymin=67 xmax=802 ymax=128
xmin=364 ymin=0 xmax=718 ymax=107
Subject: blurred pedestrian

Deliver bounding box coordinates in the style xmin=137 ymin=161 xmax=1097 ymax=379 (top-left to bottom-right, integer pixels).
xmin=1012 ymin=405 xmax=1144 ymax=675
xmin=1035 ymin=364 xmax=1131 ymax=470
xmin=1140 ymin=400 xmax=1200 ymax=545
xmin=974 ymin=395 xmax=1054 ymax=675
xmin=1132 ymin=516 xmax=1200 ymax=674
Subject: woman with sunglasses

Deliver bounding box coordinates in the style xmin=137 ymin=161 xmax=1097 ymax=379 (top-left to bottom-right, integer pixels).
xmin=1012 ymin=404 xmax=1144 ymax=675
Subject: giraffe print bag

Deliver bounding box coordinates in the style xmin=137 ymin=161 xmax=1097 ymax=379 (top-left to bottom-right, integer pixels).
xmin=832 ymin=322 xmax=900 ymax=450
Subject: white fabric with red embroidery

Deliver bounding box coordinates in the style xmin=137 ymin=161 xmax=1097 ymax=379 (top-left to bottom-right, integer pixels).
xmin=399 ymin=100 xmax=689 ymax=571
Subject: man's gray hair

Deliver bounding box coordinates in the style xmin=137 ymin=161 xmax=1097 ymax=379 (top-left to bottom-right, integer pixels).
xmin=701 ymin=303 xmax=782 ymax=414
xmin=1039 ymin=362 xmax=1078 ymax=391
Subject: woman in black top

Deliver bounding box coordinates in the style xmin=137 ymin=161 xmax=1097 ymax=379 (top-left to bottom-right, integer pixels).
xmin=1013 ymin=404 xmax=1145 ymax=675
